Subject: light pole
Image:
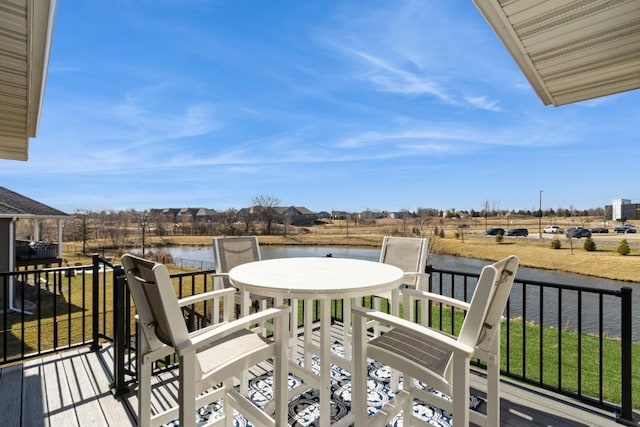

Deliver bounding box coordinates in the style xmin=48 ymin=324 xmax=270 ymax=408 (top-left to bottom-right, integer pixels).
xmin=538 ymin=190 xmax=543 ymax=238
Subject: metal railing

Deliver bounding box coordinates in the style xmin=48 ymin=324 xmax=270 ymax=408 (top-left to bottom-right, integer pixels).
xmin=425 ymin=267 xmax=634 ymax=425
xmin=0 ymin=258 xmax=634 ymax=424
xmin=0 ymin=254 xmax=112 ymax=364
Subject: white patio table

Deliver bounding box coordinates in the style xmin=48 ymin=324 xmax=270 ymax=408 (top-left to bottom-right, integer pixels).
xmin=229 ymin=256 xmax=404 ymax=427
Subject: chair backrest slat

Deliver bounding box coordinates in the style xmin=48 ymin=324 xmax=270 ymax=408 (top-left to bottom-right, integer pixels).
xmin=379 ymin=236 xmax=429 ymax=288
xmin=213 ymin=236 xmax=261 ymax=287
xmin=122 ymin=254 xmax=191 ymax=352
xmin=458 ymin=255 xmax=519 ymax=352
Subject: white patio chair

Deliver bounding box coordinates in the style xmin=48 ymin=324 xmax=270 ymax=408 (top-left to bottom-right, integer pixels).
xmin=212 ymin=236 xmax=271 ymax=321
xmin=214 ymin=236 xmax=298 ymax=363
xmin=352 ymin=255 xmax=519 ymax=427
xmin=372 ymin=236 xmax=429 ymax=330
xmin=355 ymin=236 xmax=430 ymax=389
xmin=122 ymin=254 xmax=290 ymax=427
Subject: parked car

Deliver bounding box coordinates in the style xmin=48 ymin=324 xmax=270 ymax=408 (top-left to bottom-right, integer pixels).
xmin=543 ymin=225 xmax=563 ymax=234
xmin=484 ymin=227 xmax=505 ymax=236
xmin=506 ymin=228 xmax=528 ymax=237
xmin=590 ymin=227 xmax=609 ymax=233
xmin=566 ymin=227 xmax=592 ymax=238
xmin=614 ymin=224 xmax=637 ymax=234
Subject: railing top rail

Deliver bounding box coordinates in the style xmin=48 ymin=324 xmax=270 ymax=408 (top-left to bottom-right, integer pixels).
xmin=0 ymin=264 xmax=95 ymax=276
xmin=92 ymin=253 xmax=116 ymax=268
xmin=431 ymin=267 xmax=629 ymax=297
xmin=170 ymin=268 xmax=216 ymax=278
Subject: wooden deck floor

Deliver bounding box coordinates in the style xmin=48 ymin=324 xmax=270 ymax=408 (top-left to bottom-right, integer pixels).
xmin=0 ymin=326 xmax=633 ymax=427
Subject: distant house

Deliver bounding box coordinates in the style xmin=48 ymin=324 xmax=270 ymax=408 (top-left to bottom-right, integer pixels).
xmin=176 ymin=208 xmax=199 ymax=223
xmin=150 ymin=207 xmax=216 ymax=225
xmin=149 ymin=208 xmax=180 ymax=223
xmin=277 ymin=206 xmax=317 ymax=227
xmin=331 ymin=211 xmax=349 ymax=220
xmin=359 ymin=210 xmax=385 ymax=220
xmin=0 ymin=186 xmax=68 ymax=312
xmin=244 ymin=206 xmax=317 ymax=227
xmin=195 ymin=208 xmax=217 ymax=223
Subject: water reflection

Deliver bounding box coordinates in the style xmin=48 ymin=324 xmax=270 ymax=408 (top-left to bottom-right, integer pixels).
xmin=166 ymin=245 xmax=380 ymax=265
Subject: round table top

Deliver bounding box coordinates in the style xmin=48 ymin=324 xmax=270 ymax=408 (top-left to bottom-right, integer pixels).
xmin=229 ymin=257 xmax=404 ymax=300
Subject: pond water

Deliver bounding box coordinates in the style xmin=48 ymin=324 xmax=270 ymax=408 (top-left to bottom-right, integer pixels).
xmin=163 ymin=245 xmax=638 ymax=341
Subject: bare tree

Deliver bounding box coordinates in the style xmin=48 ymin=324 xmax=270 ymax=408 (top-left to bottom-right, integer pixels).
xmin=237 ymin=208 xmax=255 ymax=234
xmin=252 ymin=195 xmax=281 ymax=235
xmin=221 ymin=208 xmax=239 ymax=235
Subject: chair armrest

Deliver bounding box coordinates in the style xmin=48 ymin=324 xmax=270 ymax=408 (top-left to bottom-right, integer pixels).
xmin=210 ymin=272 xmax=231 ymax=290
xmin=402 ymin=272 xmax=429 ymax=279
xmin=352 ymin=306 xmax=474 ymax=356
xmin=176 ymin=306 xmax=291 ymax=354
xmin=401 ymin=272 xmax=430 ymax=291
xmin=402 ymin=288 xmax=471 ymax=311
xmin=177 ymin=287 xmax=236 ymax=307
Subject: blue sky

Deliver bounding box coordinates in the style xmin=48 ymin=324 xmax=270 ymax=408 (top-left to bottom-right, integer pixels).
xmin=2 ymin=1 xmax=639 ymax=214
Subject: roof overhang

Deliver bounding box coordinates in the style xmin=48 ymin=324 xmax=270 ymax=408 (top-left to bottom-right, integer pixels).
xmin=473 ymin=0 xmax=640 ymax=106
xmin=0 ymin=214 xmax=67 ymax=220
xmin=0 ymin=0 xmax=57 ymax=161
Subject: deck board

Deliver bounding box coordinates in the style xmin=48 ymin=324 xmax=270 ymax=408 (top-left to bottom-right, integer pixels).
xmin=1 ymin=364 xmax=23 ymax=427
xmin=61 ymin=350 xmax=109 ymax=426
xmin=79 ymin=347 xmax=135 ymax=425
xmin=0 ymin=323 xmax=634 ymax=426
xmin=42 ymin=353 xmax=79 ymax=426
xmin=22 ymin=360 xmax=48 ymax=427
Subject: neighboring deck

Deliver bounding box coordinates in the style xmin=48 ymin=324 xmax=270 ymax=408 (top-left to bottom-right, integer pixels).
xmin=0 ymin=325 xmax=629 ymax=427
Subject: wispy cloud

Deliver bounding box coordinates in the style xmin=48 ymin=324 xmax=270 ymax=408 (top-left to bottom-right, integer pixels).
xmin=350 ymin=50 xmax=456 ymax=104
xmin=465 ymin=95 xmax=502 ymax=112
xmin=313 ymin=1 xmax=516 ymax=111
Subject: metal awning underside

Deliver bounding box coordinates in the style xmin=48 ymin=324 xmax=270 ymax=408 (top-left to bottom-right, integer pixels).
xmin=0 ymin=0 xmax=56 ymax=161
xmin=473 ymin=0 xmax=640 ymax=106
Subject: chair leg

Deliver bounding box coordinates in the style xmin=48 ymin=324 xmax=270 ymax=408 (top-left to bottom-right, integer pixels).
xmin=486 ymin=338 xmax=501 ymax=426
xmin=178 ymin=352 xmax=197 ymax=427
xmin=303 ymin=299 xmax=313 ymax=369
xmin=352 ymin=313 xmax=368 ymax=426
xmin=402 ymin=374 xmax=412 ymax=423
xmin=138 ymin=357 xmax=152 ymax=427
xmin=451 ymin=352 xmax=471 ymax=426
xmin=224 ymin=380 xmax=234 ymax=427
xmin=372 ymin=297 xmax=382 ymax=337
xmin=274 ymin=307 xmax=289 ymax=426
xmin=388 ymin=289 xmax=401 ymax=392
xmin=486 ymin=360 xmax=499 ymax=426
xmin=290 ymin=298 xmax=299 ymax=361
xmin=260 ymin=298 xmax=268 ymax=336
xmin=342 ymin=297 xmax=352 ymax=360
xmin=137 ymin=326 xmax=152 ymax=427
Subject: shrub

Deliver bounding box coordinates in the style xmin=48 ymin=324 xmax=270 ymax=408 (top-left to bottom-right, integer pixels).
xmin=454 ymin=231 xmax=460 ymax=239
xmin=495 ymin=234 xmax=504 ymax=243
xmin=550 ymin=239 xmax=561 ymax=249
xmin=439 ymin=229 xmax=445 ymax=238
xmin=583 ymin=237 xmax=596 ymax=251
xmin=617 ymin=239 xmax=631 ymax=256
